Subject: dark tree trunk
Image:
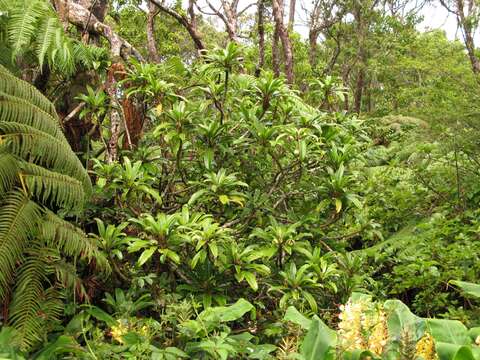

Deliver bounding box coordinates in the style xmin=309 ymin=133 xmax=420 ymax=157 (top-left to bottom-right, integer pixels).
xmin=272 ymin=0 xmax=294 ymax=84
xmin=146 ymin=1 xmax=161 ymax=62
xmin=308 ymin=30 xmax=319 ymax=68
xmin=255 ymin=0 xmax=265 ymax=76
xmin=105 ymin=63 xmax=125 ymax=164
xmin=272 ymin=27 xmax=281 ymax=78
xmin=288 ymin=0 xmax=296 ymax=29
xmin=353 ymin=2 xmax=367 ymax=113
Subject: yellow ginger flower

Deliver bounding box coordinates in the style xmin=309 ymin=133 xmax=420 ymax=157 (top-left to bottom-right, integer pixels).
xmin=110 ymin=319 xmax=129 ymax=344
xmin=415 ymin=333 xmax=438 ymax=360
xmin=337 ymin=298 xmax=388 ymax=356
xmin=366 ymin=310 xmax=388 ymax=356
xmin=338 ymin=299 xmax=368 ymax=351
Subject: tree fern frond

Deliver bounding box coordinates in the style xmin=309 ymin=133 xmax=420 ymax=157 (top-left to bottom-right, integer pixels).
xmin=72 ymin=42 xmax=109 ymax=68
xmin=51 ymin=259 xmax=88 ymax=300
xmin=41 ymin=212 xmax=111 ymax=273
xmin=19 ymin=162 xmax=85 ymax=210
xmin=0 ymin=64 xmax=56 ymax=117
xmin=50 ymin=27 xmax=75 ymax=75
xmin=8 ymin=0 xmax=47 ymax=58
xmin=0 ymin=191 xmax=41 ymax=301
xmin=36 ymin=16 xmax=57 ymax=69
xmin=0 ymin=150 xmax=18 ymax=195
xmin=8 ymin=246 xmax=62 ymax=350
xmin=0 ymin=122 xmax=91 ymax=193
xmin=0 ymin=62 xmax=101 ymax=349
xmin=0 ymin=0 xmax=9 ymax=11
xmin=0 ymin=91 xmax=64 ymax=139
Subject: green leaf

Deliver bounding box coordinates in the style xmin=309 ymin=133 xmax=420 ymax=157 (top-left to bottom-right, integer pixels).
xmin=435 ymin=342 xmax=476 ymax=360
xmin=335 ymin=198 xmax=342 ymax=213
xmin=188 ymin=189 xmax=207 ymax=205
xmin=284 ymin=306 xmax=312 ymax=330
xmin=199 ymin=298 xmax=254 ymax=324
xmin=300 ymin=318 xmax=337 ymax=360
xmin=218 ymin=194 xmax=229 ymax=205
xmin=451 ymin=281 xmax=480 ymax=299
xmin=342 ymin=349 xmax=379 ymax=360
xmin=159 ymin=248 xmax=180 ymax=264
xmin=208 ymin=242 xmax=218 ymax=258
xmin=85 ymin=306 xmax=116 ymax=327
xmin=137 ymin=247 xmax=156 ymax=266
xmin=384 ymin=299 xmax=425 ymax=342
xmin=243 ymin=272 xmax=258 ymax=291
xmin=426 ymin=319 xmax=470 ymax=345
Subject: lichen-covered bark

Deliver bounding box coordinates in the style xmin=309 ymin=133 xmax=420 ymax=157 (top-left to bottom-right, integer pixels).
xmin=55 ymin=0 xmax=143 ymax=61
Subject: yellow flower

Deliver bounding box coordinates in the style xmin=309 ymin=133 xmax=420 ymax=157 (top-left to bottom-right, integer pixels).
xmin=415 ymin=333 xmax=438 ymax=360
xmin=338 ymin=299 xmax=368 ymax=351
xmin=110 ymin=319 xmax=129 ymax=344
xmin=337 ymin=298 xmax=388 ymax=356
xmin=367 ymin=310 xmax=388 ymax=356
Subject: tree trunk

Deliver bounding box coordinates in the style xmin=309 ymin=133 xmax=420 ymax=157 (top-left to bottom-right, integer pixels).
xmin=288 ymin=0 xmax=296 ymax=30
xmin=146 ymin=1 xmax=161 ymax=62
xmin=308 ymin=29 xmax=319 ymax=68
xmin=255 ymin=0 xmax=265 ymax=76
xmin=464 ymin=30 xmax=480 ymax=74
xmin=272 ymin=27 xmax=281 ymax=78
xmin=353 ymin=2 xmax=367 ymax=113
xmin=271 ymin=0 xmax=294 ymax=84
xmin=105 ymin=64 xmax=125 ymax=164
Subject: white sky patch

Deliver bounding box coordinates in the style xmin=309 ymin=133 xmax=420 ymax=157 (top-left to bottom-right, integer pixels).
xmin=419 ymin=3 xmax=459 ymax=40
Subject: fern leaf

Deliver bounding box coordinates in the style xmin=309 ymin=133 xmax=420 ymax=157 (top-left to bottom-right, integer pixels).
xmin=0 ymin=149 xmax=18 ymax=195
xmin=20 ymin=162 xmax=85 ymax=210
xmin=8 ymin=0 xmax=46 ymax=58
xmin=0 ymin=191 xmax=41 ymax=301
xmin=0 ymin=91 xmax=65 ymax=139
xmin=8 ymin=245 xmax=63 ymax=350
xmin=0 ymin=64 xmax=56 ymax=117
xmin=41 ymin=212 xmax=111 ymax=273
xmin=36 ymin=16 xmax=57 ymax=70
xmin=0 ymin=122 xmax=91 ymax=193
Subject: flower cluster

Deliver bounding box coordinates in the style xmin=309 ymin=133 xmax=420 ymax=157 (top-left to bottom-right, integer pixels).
xmin=109 ymin=318 xmax=151 ymax=344
xmin=337 ymin=297 xmax=388 ymax=356
xmin=110 ymin=319 xmax=129 ymax=343
xmin=415 ymin=333 xmax=438 ymax=360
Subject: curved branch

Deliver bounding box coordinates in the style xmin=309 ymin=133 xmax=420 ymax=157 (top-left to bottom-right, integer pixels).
xmin=149 ymin=0 xmax=205 ymax=51
xmin=58 ymin=0 xmax=144 ymax=61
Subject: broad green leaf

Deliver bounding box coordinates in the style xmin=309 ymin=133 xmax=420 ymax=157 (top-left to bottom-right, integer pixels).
xmin=188 ymin=189 xmax=207 ymax=205
xmin=85 ymin=306 xmax=116 ymax=326
xmin=35 ymin=335 xmax=84 ymax=359
xmin=284 ymin=306 xmax=312 ymax=330
xmin=138 ymin=247 xmax=156 ymax=266
xmin=435 ymin=342 xmax=476 ymax=360
xmin=384 ymin=299 xmax=425 ymax=342
xmin=451 ymin=281 xmax=480 ymax=299
xmin=426 ymin=319 xmax=470 ymax=345
xmin=301 ymin=318 xmax=337 ymax=360
xmin=243 ymin=271 xmax=258 ymax=291
xmin=199 ymin=298 xmax=254 ymax=324
xmin=468 ymin=327 xmax=480 ymax=343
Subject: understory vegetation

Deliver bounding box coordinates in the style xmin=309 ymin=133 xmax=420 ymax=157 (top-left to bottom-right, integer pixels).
xmin=2 ymin=0 xmax=480 ymax=358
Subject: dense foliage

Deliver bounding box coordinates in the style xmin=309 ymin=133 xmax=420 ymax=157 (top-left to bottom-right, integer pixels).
xmin=2 ymin=0 xmax=480 ymax=358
